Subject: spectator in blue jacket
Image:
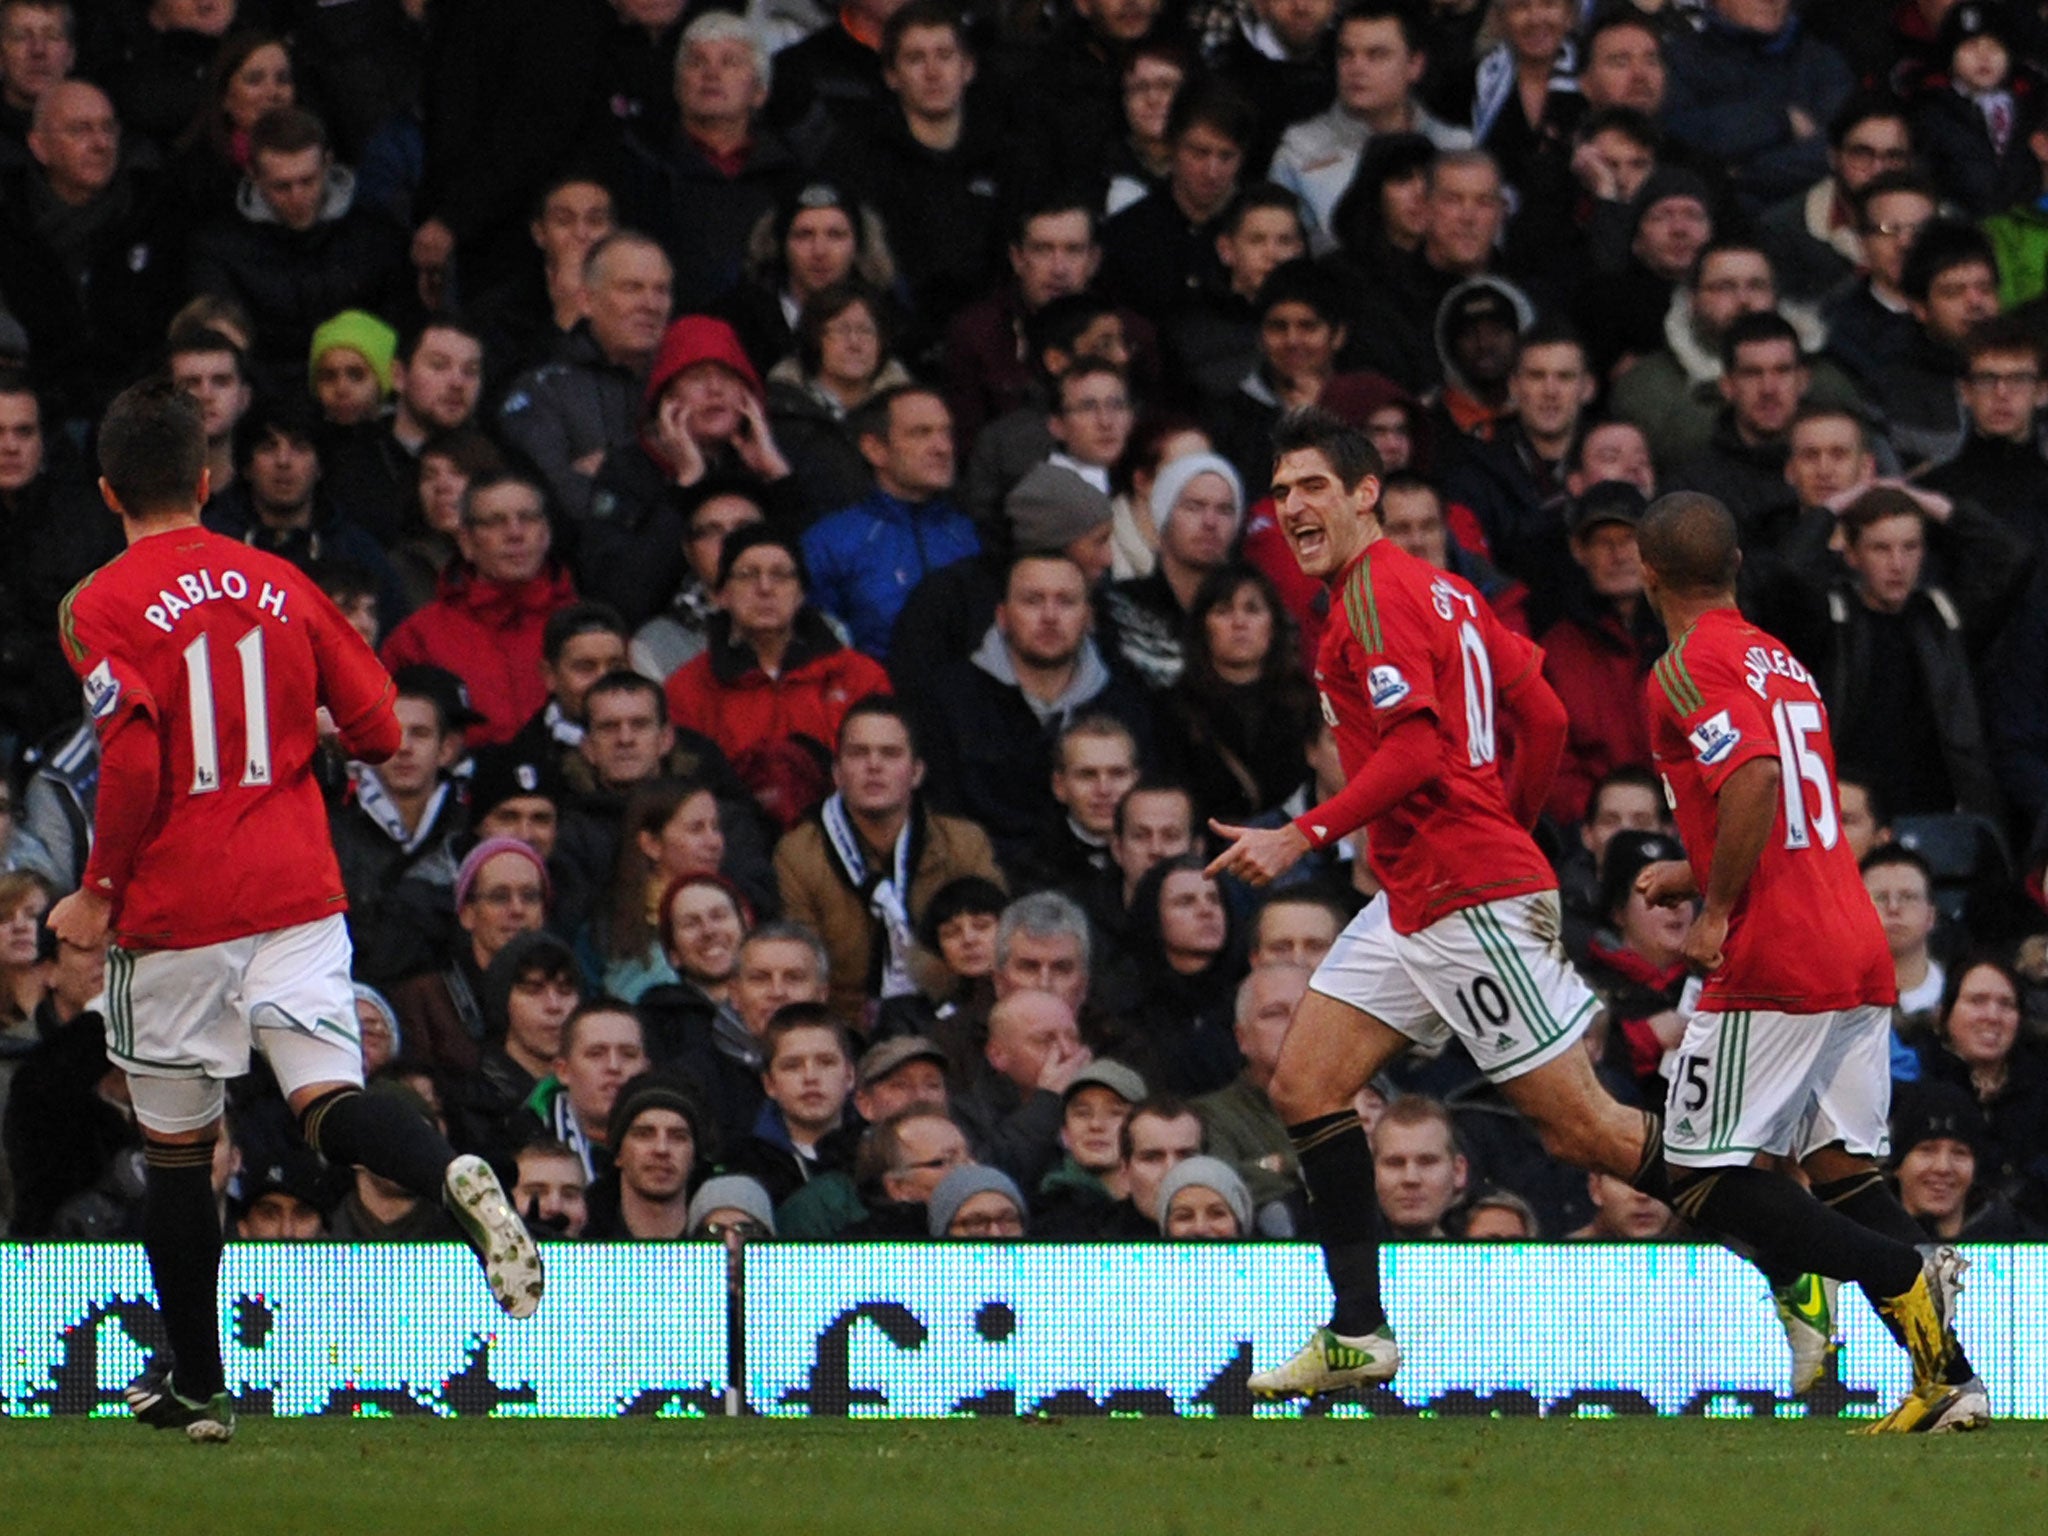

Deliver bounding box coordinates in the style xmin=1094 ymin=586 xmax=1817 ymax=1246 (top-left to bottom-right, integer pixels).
xmin=801 ymin=384 xmax=978 ymax=661
xmin=1661 ymin=0 xmax=1856 ymax=211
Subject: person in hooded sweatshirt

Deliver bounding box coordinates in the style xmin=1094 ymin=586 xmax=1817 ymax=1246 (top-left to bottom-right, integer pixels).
xmin=1097 ymin=853 xmax=1249 ymax=1099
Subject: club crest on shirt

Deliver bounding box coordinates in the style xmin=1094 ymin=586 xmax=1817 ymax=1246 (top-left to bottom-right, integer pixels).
xmin=1688 ymin=709 xmax=1740 ymax=766
xmin=1367 ymin=665 xmax=1410 ymax=710
xmin=83 ymin=659 xmax=120 ymax=720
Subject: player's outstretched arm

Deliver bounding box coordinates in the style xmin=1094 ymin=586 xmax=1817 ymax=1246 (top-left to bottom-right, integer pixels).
xmin=1498 ymin=665 xmax=1568 ymax=830
xmin=1687 ymin=756 xmax=1781 ymax=974
xmin=1209 ymin=712 xmax=1443 ymax=887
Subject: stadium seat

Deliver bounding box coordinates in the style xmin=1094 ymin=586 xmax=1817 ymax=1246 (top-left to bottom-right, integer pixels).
xmin=1891 ymin=813 xmax=2013 ymax=924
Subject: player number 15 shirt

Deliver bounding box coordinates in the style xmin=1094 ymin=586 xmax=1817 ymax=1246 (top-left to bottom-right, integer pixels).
xmin=1647 ymin=609 xmax=1894 ymax=1013
xmin=60 ymin=528 xmax=398 ymax=949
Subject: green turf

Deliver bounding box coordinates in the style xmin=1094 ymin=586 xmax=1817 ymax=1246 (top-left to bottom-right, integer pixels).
xmin=4 ymin=1418 xmax=2047 ymax=1535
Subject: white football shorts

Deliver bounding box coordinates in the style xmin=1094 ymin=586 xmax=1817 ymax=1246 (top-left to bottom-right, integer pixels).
xmin=1309 ymin=890 xmax=1598 ymax=1081
xmin=101 ymin=913 xmax=365 ymax=1133
xmin=1662 ymin=1003 xmax=1893 ymax=1169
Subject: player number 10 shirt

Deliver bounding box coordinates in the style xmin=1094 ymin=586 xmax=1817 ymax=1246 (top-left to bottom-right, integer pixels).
xmin=1306 ymin=539 xmax=1558 ymax=934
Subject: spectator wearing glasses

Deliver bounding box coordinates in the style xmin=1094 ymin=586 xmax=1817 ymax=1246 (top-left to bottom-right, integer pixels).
xmin=390 ymin=838 xmax=551 ymax=1075
xmin=379 ymin=472 xmax=578 ymax=747
xmin=1919 ymin=317 xmax=2048 ymax=558
xmin=1757 ymin=92 xmax=1915 ymax=303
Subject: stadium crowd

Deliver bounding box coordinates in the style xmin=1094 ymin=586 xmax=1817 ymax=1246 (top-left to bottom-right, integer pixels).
xmin=3 ymin=0 xmax=2048 ymax=1252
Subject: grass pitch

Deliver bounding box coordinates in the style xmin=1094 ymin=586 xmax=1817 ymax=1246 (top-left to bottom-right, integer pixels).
xmin=5 ymin=1417 xmax=2047 ymax=1536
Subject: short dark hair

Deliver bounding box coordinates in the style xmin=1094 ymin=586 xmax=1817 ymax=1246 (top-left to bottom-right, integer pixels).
xmin=1026 ymin=291 xmax=1121 ymax=366
xmin=529 ymin=169 xmax=613 ymax=225
xmin=1002 ymin=548 xmax=1086 ymax=599
xmin=1337 ymin=0 xmax=1425 ymax=55
xmin=836 ymin=692 xmax=917 ymax=757
xmin=1270 ymin=405 xmax=1383 ymax=490
xmin=1010 ymin=192 xmax=1099 ymax=250
xmin=1860 ymin=843 xmax=1934 ymax=886
xmin=1223 ymin=183 xmax=1305 ymax=239
xmin=234 ymin=392 xmax=321 ymax=467
xmin=1577 ymin=105 xmax=1658 ymax=154
xmin=918 ymin=875 xmax=1007 ymax=951
xmin=1961 ymin=314 xmax=2043 ymax=368
xmin=1590 ymin=764 xmax=1662 ymax=816
xmin=1720 ymin=309 xmax=1803 ymax=372
xmin=1254 ymin=257 xmax=1347 ymax=326
xmin=1637 ymin=491 xmax=1741 ymax=595
xmin=763 ymin=1002 xmax=857 ymax=1067
xmin=100 ymin=378 xmax=208 ymax=515
xmin=1054 ymin=357 xmax=1128 ymax=412
xmin=1514 ymin=316 xmax=1589 ymax=369
xmin=1166 ymin=78 xmax=1255 ymax=151
xmin=1583 ymin=2 xmax=1660 ymax=56
xmin=165 ymin=323 xmax=249 ymax=379
xmin=1118 ymin=1093 xmax=1205 ymax=1162
xmin=584 ymin=668 xmax=668 ymax=724
xmin=1828 ymin=89 xmax=1911 ymax=151
xmin=308 ymin=558 xmax=376 ymax=609
xmin=541 ymin=601 xmax=628 ymax=665
xmin=1838 ymin=484 xmax=1927 ymax=544
xmin=419 ymin=425 xmax=504 ymax=481
xmin=1901 ymin=219 xmax=1997 ymax=304
xmin=458 ymin=468 xmax=546 ymax=526
xmin=851 ymin=383 xmax=945 ymax=450
xmin=881 ymin=0 xmax=969 ymax=64
xmin=1788 ymin=401 xmax=1872 ymax=450
xmin=1112 ymin=779 xmax=1194 ymax=839
xmin=0 ymin=368 xmax=37 ymax=406
xmin=715 ymin=523 xmax=807 ymax=591
xmin=248 ymin=104 xmax=328 ymax=163
xmin=1377 ymin=468 xmax=1441 ymax=505
xmin=1689 ymin=237 xmax=1771 ymax=291
xmin=396 ymin=315 xmax=484 ymax=368
xmin=561 ymin=997 xmax=644 ymax=1058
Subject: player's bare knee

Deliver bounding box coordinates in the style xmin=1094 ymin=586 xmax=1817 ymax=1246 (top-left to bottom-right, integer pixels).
xmin=1267 ymin=1065 xmax=1344 ymax=1124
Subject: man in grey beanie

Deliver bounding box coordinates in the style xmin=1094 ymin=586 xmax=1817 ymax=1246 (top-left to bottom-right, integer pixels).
xmin=884 ymin=461 xmax=1121 ymax=700
xmin=927 ymin=1163 xmax=1028 ymax=1238
xmin=1103 ymin=451 xmax=1243 ymax=686
xmin=687 ymin=1174 xmax=778 ymax=1239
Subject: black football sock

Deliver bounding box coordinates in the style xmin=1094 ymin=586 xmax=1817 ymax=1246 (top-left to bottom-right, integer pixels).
xmin=301 ymin=1087 xmax=457 ymax=1197
xmin=1815 ymin=1172 xmax=1977 ymax=1386
xmin=142 ymin=1139 xmax=226 ymax=1401
xmin=1288 ymin=1111 xmax=1386 ymax=1336
xmin=1669 ymin=1165 xmax=1923 ymax=1300
xmin=1627 ymin=1110 xmax=1673 ymax=1202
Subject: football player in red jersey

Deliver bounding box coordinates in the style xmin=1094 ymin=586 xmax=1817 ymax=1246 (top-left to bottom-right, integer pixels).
xmin=46 ymin=382 xmax=541 ymax=1444
xmin=1633 ymin=490 xmax=1980 ymax=1434
xmin=1209 ymin=408 xmax=1679 ymax=1399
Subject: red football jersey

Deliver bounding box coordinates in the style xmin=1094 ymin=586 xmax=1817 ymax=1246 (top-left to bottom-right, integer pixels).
xmin=1646 ymin=608 xmax=1895 ymax=1012
xmin=59 ymin=527 xmax=398 ymax=949
xmin=1302 ymin=538 xmax=1557 ymax=933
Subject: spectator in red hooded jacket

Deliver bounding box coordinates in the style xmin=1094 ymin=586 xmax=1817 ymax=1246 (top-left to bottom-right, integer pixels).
xmin=380 ymin=470 xmax=578 ymax=744
xmin=665 ymin=525 xmax=890 ymax=829
xmin=580 ymin=313 xmax=806 ymax=630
